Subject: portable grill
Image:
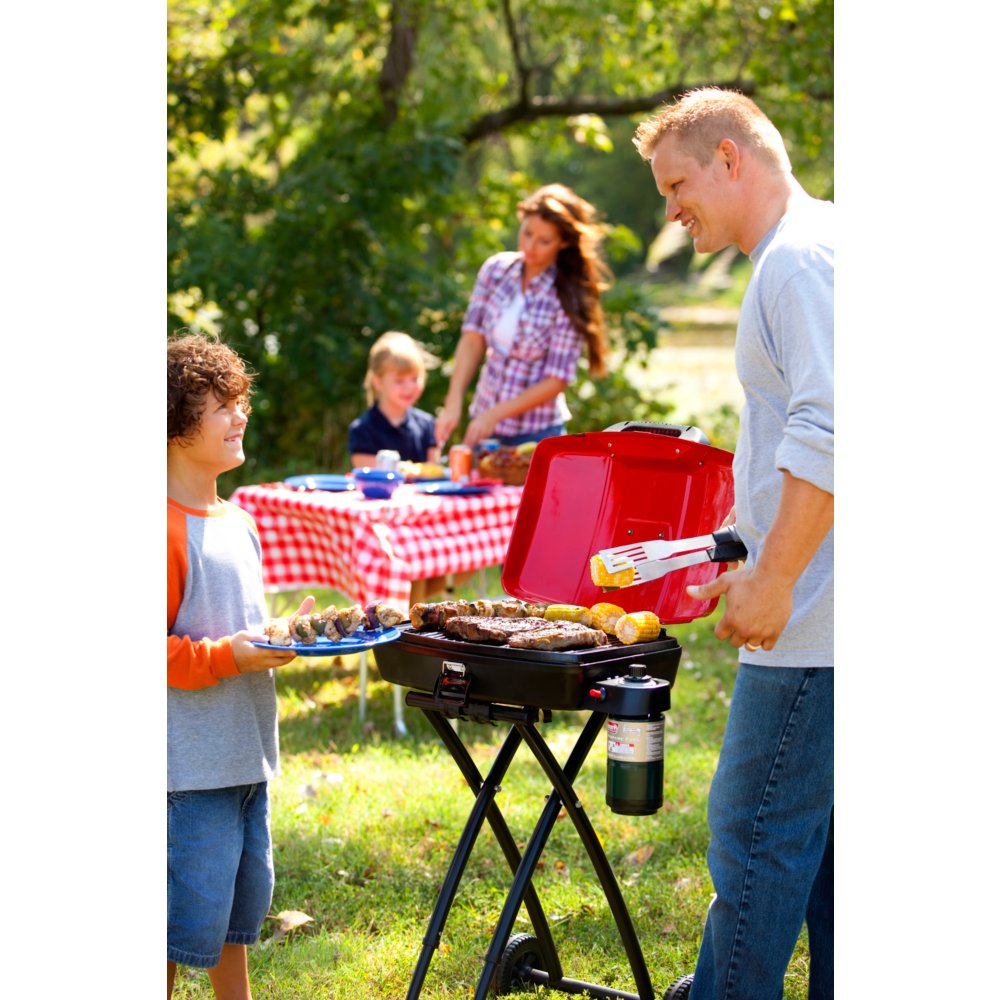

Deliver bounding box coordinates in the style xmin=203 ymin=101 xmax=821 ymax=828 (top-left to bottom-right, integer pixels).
xmin=373 ymin=423 xmax=735 ymax=1000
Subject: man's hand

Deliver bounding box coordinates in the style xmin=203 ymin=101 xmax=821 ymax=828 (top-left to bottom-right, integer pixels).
xmin=687 ymin=566 xmax=793 ymax=652
xmin=690 ymin=473 xmax=832 ymax=653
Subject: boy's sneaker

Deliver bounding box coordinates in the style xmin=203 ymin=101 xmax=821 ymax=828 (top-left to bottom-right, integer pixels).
xmin=663 ymin=973 xmax=695 ymax=999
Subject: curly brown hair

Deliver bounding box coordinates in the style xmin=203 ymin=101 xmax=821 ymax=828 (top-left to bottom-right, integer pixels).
xmin=517 ymin=183 xmax=612 ymax=378
xmin=167 ymin=333 xmax=254 ymax=443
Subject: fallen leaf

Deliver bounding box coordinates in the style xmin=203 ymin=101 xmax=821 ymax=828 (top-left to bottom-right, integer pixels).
xmin=275 ymin=909 xmax=314 ymax=931
xmin=624 ymin=845 xmax=655 ymax=867
xmin=263 ymin=909 xmax=314 ymax=946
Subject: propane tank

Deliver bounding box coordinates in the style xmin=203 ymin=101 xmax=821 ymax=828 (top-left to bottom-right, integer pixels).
xmin=605 ymin=665 xmax=665 ymax=815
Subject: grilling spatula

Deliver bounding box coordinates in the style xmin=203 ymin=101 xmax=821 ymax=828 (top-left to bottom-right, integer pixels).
xmin=597 ymin=525 xmax=747 ymax=589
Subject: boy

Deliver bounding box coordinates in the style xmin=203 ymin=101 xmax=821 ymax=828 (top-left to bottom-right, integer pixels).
xmin=167 ymin=333 xmax=311 ymax=998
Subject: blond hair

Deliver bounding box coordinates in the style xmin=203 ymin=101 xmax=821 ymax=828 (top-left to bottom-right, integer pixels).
xmin=363 ymin=331 xmax=434 ymax=406
xmin=633 ymin=87 xmax=791 ymax=174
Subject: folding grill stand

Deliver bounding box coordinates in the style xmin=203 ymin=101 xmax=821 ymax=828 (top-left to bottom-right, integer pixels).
xmin=401 ymin=662 xmax=673 ymax=1000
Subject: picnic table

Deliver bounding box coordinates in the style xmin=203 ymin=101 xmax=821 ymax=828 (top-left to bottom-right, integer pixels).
xmin=229 ymin=480 xmax=524 ymax=732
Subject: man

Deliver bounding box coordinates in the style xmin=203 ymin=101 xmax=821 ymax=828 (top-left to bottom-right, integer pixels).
xmin=633 ymin=89 xmax=833 ymax=1000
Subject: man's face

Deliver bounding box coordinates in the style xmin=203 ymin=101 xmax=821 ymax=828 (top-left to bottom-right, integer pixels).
xmin=650 ymin=134 xmax=738 ymax=255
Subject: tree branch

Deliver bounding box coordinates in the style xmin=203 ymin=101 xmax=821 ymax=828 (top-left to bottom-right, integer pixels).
xmin=460 ymin=80 xmax=759 ymax=144
xmin=460 ymin=78 xmax=833 ymax=144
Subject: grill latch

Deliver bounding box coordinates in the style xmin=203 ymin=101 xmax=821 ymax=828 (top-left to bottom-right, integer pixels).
xmin=433 ymin=660 xmax=472 ymax=713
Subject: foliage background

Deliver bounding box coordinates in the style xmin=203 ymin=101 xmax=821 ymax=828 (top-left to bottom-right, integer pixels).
xmin=167 ymin=0 xmax=833 ymax=491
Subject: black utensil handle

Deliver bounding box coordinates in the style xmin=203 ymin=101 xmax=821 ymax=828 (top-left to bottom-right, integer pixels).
xmin=708 ymin=528 xmax=748 ymax=563
xmin=711 ymin=525 xmax=744 ymax=549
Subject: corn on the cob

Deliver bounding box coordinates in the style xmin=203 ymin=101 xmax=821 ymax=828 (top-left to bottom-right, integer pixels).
xmin=589 ymin=602 xmax=626 ymax=635
xmin=589 ymin=554 xmax=636 ymax=589
xmin=543 ymin=603 xmax=593 ymax=626
xmin=614 ymin=611 xmax=662 ymax=645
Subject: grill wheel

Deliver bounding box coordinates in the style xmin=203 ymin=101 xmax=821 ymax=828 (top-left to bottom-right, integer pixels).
xmin=663 ymin=972 xmax=695 ymax=999
xmin=493 ymin=933 xmax=543 ymax=995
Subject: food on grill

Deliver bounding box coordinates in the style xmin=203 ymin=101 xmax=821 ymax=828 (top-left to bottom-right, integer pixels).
xmin=492 ymin=598 xmax=548 ymax=618
xmin=442 ymin=615 xmax=550 ymax=644
xmin=508 ymin=621 xmax=609 ymax=651
xmin=263 ymin=617 xmax=294 ymax=646
xmin=440 ymin=614 xmax=608 ymax=651
xmin=288 ymin=614 xmax=319 ymax=644
xmin=589 ymin=602 xmax=626 ymax=635
xmin=589 ymin=554 xmax=636 ymax=589
xmin=544 ymin=604 xmax=593 ymax=626
xmin=614 ymin=611 xmax=662 ymax=645
xmin=364 ymin=602 xmax=407 ymax=629
xmin=410 ymin=599 xmax=472 ymax=629
xmin=410 ymin=598 xmax=548 ymax=629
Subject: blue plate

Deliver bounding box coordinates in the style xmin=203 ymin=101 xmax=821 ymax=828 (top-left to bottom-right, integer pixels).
xmin=413 ymin=482 xmax=493 ymax=496
xmin=284 ymin=474 xmax=356 ymax=492
xmin=252 ymin=626 xmax=401 ymax=656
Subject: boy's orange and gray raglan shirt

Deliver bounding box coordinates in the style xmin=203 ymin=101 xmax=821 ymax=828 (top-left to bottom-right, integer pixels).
xmin=167 ymin=497 xmax=278 ymax=793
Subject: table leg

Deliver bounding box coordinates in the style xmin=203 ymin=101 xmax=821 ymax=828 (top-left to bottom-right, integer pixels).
xmin=358 ymin=651 xmax=368 ymax=723
xmin=393 ymin=684 xmax=408 ymax=736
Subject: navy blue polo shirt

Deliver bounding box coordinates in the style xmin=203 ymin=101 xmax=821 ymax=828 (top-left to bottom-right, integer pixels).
xmin=348 ymin=405 xmax=438 ymax=463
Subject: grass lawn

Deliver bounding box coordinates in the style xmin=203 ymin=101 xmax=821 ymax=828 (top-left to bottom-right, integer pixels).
xmin=170 ymin=571 xmax=812 ymax=999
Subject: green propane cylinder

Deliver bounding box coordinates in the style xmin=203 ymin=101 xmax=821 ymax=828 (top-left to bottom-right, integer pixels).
xmin=605 ymin=666 xmax=665 ymax=815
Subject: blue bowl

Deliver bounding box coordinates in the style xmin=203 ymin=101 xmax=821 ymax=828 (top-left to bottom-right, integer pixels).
xmin=354 ymin=468 xmax=403 ymax=500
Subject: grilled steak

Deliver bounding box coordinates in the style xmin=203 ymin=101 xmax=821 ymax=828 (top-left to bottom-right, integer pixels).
xmin=508 ymin=622 xmax=609 ymax=651
xmin=442 ymin=615 xmax=549 ymax=643
xmin=410 ymin=598 xmax=549 ymax=629
xmin=441 ymin=615 xmax=609 ymax=651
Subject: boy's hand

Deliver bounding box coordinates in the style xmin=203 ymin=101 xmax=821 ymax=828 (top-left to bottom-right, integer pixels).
xmin=233 ymin=595 xmax=317 ymax=673
xmin=232 ymin=631 xmax=299 ymax=672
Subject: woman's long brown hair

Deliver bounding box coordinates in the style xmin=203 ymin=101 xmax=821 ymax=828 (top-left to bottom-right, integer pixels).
xmin=517 ymin=183 xmax=611 ymax=377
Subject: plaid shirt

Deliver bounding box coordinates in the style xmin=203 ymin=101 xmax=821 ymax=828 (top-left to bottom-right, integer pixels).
xmin=462 ymin=251 xmax=582 ymax=437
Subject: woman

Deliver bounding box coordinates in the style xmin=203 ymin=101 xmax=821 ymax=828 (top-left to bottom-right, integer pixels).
xmin=435 ymin=183 xmax=611 ymax=449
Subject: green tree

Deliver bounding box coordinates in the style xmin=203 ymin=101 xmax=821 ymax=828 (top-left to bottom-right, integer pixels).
xmin=167 ymin=0 xmax=832 ymax=485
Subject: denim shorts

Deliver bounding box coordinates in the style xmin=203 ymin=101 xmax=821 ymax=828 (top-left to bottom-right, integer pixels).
xmin=167 ymin=782 xmax=274 ymax=968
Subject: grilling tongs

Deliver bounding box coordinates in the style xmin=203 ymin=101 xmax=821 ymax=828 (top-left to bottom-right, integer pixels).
xmin=597 ymin=524 xmax=748 ymax=589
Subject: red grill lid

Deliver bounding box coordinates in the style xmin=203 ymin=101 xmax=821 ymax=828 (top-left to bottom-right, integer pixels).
xmin=501 ymin=427 xmax=735 ymax=624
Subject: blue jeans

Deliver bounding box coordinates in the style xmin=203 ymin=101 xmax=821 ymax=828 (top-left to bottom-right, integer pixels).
xmin=496 ymin=423 xmax=565 ymax=447
xmin=689 ymin=665 xmax=834 ymax=1000
xmin=167 ymin=783 xmax=274 ymax=968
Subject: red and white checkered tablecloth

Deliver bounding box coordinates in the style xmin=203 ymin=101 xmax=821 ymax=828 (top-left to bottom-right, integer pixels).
xmin=229 ymin=482 xmax=524 ymax=608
